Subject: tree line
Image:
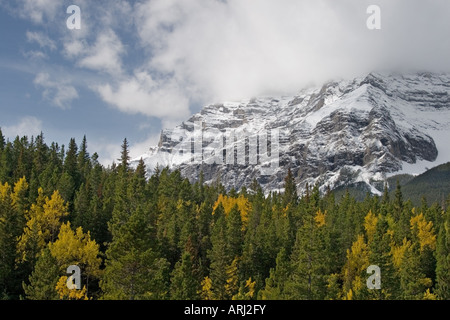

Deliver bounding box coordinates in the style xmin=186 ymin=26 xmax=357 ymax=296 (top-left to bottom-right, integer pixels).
xmin=0 ymin=130 xmax=449 ymax=300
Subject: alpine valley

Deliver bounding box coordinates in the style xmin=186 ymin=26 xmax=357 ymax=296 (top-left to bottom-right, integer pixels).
xmin=132 ymin=72 xmax=450 ymax=198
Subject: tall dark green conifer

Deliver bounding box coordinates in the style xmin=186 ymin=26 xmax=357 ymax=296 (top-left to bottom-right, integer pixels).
xmin=435 ymin=210 xmax=449 ymax=300
xmin=208 ymin=203 xmax=229 ymax=299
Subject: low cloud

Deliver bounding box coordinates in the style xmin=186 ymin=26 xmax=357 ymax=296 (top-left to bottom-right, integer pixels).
xmin=96 ymin=70 xmax=190 ymax=121
xmin=33 ymin=72 xmax=79 ymax=109
xmin=134 ymin=0 xmax=450 ymax=103
xmin=2 ymin=116 xmax=43 ymax=139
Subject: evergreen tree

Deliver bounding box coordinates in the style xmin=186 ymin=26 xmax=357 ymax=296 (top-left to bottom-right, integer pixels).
xmin=227 ymin=204 xmax=243 ymax=259
xmin=208 ymin=203 xmax=230 ymax=300
xmin=286 ymin=209 xmax=329 ymax=299
xmin=170 ymin=251 xmax=199 ymax=300
xmin=260 ymin=248 xmax=290 ymax=300
xmin=435 ymin=210 xmax=449 ymax=299
xmin=119 ymin=138 xmax=130 ymax=173
xmin=102 ymin=205 xmax=169 ymax=300
xmin=0 ymin=128 xmax=5 ymax=152
xmin=367 ymin=214 xmax=399 ymax=299
xmin=23 ymin=248 xmax=59 ymax=300
xmin=282 ymin=168 xmax=297 ymax=207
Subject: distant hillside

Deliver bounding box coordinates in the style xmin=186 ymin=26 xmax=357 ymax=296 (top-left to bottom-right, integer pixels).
xmin=399 ymin=162 xmax=450 ymax=206
xmin=333 ymin=162 xmax=450 ymax=206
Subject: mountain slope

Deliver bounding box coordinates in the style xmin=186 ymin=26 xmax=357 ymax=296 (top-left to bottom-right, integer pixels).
xmin=132 ymin=72 xmax=450 ymax=195
xmin=400 ymin=161 xmax=450 ymax=206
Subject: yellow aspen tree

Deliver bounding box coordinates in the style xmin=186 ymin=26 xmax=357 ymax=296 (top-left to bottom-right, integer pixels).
xmin=48 ymin=222 xmax=102 ymax=298
xmin=55 ymin=276 xmax=89 ymax=300
xmin=17 ymin=189 xmax=68 ymax=264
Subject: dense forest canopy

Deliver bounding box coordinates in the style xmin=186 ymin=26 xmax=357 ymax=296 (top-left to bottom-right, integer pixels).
xmin=0 ymin=130 xmax=449 ymax=300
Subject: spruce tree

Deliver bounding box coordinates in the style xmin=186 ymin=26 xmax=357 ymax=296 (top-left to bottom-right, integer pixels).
xmin=0 ymin=128 xmax=5 ymax=152
xmin=208 ymin=203 xmax=229 ymax=299
xmin=23 ymin=247 xmax=59 ymax=300
xmin=260 ymin=248 xmax=290 ymax=300
xmin=435 ymin=210 xmax=449 ymax=299
xmin=286 ymin=209 xmax=329 ymax=299
xmin=170 ymin=251 xmax=199 ymax=300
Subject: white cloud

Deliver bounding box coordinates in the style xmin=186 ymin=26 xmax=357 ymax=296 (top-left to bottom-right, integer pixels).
xmin=133 ymin=0 xmax=450 ymax=104
xmin=129 ymin=133 xmax=161 ymax=160
xmin=2 ymin=116 xmax=43 ymax=139
xmin=78 ymin=29 xmax=125 ymax=76
xmin=26 ymin=31 xmax=56 ymax=50
xmin=23 ymin=50 xmax=47 ymax=61
xmin=33 ymin=72 xmax=79 ymax=109
xmin=88 ymin=140 xmax=121 ymax=167
xmin=96 ymin=70 xmax=190 ymax=121
xmin=18 ymin=0 xmax=59 ymax=24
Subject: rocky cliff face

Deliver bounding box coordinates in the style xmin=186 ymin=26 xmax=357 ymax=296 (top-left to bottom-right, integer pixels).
xmin=133 ymin=72 xmax=450 ymax=196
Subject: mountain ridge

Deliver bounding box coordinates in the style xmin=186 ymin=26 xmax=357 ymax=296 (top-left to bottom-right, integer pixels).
xmin=132 ymin=71 xmax=450 ymax=196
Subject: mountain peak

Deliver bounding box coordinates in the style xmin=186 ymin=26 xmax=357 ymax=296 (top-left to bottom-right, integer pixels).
xmin=133 ymin=72 xmax=450 ymax=195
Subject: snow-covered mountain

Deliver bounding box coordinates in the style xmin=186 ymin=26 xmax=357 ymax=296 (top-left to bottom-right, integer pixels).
xmin=132 ymin=72 xmax=450 ymax=196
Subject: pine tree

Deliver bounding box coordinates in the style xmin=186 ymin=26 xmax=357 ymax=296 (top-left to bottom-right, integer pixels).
xmin=170 ymin=251 xmax=199 ymax=300
xmin=367 ymin=214 xmax=399 ymax=299
xmin=0 ymin=178 xmax=30 ymax=298
xmin=227 ymin=204 xmax=243 ymax=259
xmin=435 ymin=210 xmax=449 ymax=299
xmin=208 ymin=203 xmax=230 ymax=300
xmin=77 ymin=135 xmax=90 ymax=185
xmin=23 ymin=247 xmax=59 ymax=300
xmin=286 ymin=209 xmax=329 ymax=299
xmin=62 ymin=138 xmax=80 ymax=206
xmin=260 ymin=248 xmax=290 ymax=300
xmin=0 ymin=128 xmax=5 ymax=152
xmin=102 ymin=205 xmax=169 ymax=300
xmin=119 ymin=138 xmax=130 ymax=173
xmin=0 ymin=182 xmax=16 ymax=297
xmin=399 ymin=242 xmax=432 ymax=299
xmin=282 ymin=168 xmax=297 ymax=207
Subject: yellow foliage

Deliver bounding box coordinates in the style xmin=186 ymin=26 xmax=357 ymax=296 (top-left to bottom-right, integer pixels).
xmin=391 ymin=237 xmax=411 ymax=270
xmin=245 ymin=277 xmax=256 ymax=299
xmin=225 ymin=257 xmax=239 ymax=298
xmin=199 ymin=276 xmax=214 ymax=300
xmin=0 ymin=181 xmax=11 ymax=202
xmin=213 ymin=194 xmax=251 ymax=229
xmin=410 ymin=213 xmax=436 ymax=252
xmin=11 ymin=177 xmax=29 ymax=209
xmin=48 ymin=222 xmax=102 ymax=278
xmin=314 ymin=209 xmax=326 ymax=227
xmin=423 ymin=289 xmax=437 ymax=300
xmin=17 ymin=189 xmax=69 ymax=263
xmin=342 ymin=235 xmax=369 ymax=296
xmin=344 ymin=289 xmax=353 ymax=300
xmin=364 ymin=210 xmax=378 ymax=243
xmin=55 ymin=276 xmax=89 ymax=300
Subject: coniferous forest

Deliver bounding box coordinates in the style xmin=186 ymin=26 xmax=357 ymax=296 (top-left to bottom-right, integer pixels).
xmin=0 ymin=131 xmax=449 ymax=300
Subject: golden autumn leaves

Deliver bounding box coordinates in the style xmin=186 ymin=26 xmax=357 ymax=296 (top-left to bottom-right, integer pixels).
xmin=0 ymin=178 xmax=102 ymax=300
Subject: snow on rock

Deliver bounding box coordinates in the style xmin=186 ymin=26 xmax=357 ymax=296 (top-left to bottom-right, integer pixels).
xmin=132 ymin=72 xmax=450 ymax=195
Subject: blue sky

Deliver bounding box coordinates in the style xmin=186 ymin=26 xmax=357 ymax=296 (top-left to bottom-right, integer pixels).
xmin=1 ymin=0 xmax=449 ymax=165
